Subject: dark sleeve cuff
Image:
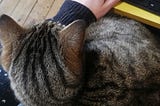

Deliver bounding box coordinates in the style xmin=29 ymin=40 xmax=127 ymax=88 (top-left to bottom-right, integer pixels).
xmin=51 ymin=0 xmax=97 ymax=26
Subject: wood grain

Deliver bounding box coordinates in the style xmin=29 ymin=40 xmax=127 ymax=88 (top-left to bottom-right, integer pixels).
xmin=11 ymin=0 xmax=38 ymax=25
xmin=24 ymin=0 xmax=54 ymax=27
xmin=0 ymin=0 xmax=20 ymax=15
xmin=0 ymin=0 xmax=63 ymax=27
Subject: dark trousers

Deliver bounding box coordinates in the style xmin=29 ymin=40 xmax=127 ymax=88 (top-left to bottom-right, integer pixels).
xmin=0 ymin=66 xmax=19 ymax=106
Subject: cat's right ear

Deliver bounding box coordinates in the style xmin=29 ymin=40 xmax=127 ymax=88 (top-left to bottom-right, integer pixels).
xmin=0 ymin=14 xmax=25 ymax=71
xmin=56 ymin=20 xmax=86 ymax=84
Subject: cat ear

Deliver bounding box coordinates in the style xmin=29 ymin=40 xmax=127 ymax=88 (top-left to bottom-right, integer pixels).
xmin=0 ymin=14 xmax=25 ymax=71
xmin=0 ymin=14 xmax=24 ymax=39
xmin=58 ymin=20 xmax=86 ymax=79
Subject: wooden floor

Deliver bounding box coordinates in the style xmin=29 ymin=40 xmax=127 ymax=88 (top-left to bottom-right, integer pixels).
xmin=0 ymin=0 xmax=64 ymax=27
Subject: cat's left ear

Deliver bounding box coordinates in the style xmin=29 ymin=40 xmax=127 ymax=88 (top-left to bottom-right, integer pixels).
xmin=0 ymin=14 xmax=25 ymax=71
xmin=58 ymin=20 xmax=86 ymax=79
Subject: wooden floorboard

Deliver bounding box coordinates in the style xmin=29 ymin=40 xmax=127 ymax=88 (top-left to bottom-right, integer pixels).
xmin=0 ymin=0 xmax=64 ymax=27
xmin=0 ymin=0 xmax=20 ymax=15
xmin=24 ymin=0 xmax=54 ymax=27
xmin=11 ymin=0 xmax=38 ymax=25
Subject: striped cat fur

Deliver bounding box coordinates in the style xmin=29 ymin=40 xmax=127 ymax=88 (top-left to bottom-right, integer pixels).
xmin=0 ymin=13 xmax=160 ymax=106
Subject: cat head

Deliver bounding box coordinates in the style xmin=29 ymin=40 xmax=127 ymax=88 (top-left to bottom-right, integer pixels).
xmin=0 ymin=14 xmax=86 ymax=77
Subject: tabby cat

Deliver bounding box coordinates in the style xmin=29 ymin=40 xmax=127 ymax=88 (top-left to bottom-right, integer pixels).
xmin=0 ymin=13 xmax=160 ymax=106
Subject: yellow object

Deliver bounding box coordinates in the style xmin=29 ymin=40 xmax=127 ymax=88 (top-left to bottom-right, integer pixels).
xmin=114 ymin=2 xmax=160 ymax=29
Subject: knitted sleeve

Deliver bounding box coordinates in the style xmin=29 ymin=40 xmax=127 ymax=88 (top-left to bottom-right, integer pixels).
xmin=51 ymin=0 xmax=96 ymax=26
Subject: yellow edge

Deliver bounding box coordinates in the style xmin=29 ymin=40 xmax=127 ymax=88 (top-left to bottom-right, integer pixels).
xmin=114 ymin=2 xmax=160 ymax=29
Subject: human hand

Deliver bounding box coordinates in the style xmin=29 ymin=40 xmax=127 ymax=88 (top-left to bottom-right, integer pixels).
xmin=72 ymin=0 xmax=120 ymax=19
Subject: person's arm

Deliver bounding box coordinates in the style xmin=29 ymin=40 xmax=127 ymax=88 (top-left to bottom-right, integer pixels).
xmin=51 ymin=0 xmax=120 ymax=26
xmin=72 ymin=0 xmax=120 ymax=19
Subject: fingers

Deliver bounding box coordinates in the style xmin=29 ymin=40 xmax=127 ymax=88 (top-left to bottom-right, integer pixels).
xmin=96 ymin=0 xmax=120 ymax=19
xmin=72 ymin=0 xmax=120 ymax=19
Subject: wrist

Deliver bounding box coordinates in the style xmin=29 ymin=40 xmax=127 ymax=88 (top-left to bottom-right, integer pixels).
xmin=51 ymin=0 xmax=96 ymax=26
